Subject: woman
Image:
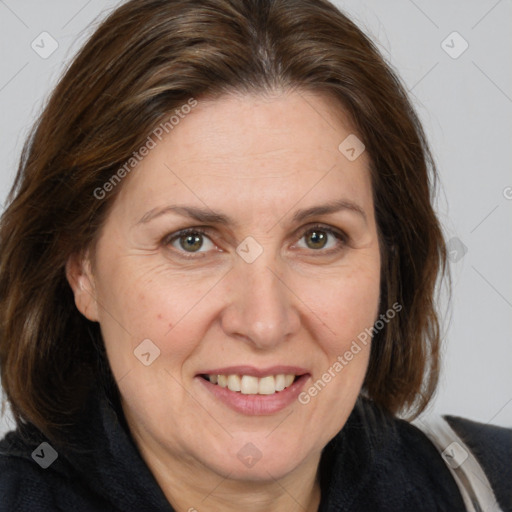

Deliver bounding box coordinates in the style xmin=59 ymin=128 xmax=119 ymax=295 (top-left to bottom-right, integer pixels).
xmin=0 ymin=0 xmax=510 ymax=511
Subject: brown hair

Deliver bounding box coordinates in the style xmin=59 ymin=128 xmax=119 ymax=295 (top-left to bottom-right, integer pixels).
xmin=0 ymin=0 xmax=446 ymax=444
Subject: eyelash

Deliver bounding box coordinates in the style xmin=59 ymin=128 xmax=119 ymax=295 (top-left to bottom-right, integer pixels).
xmin=163 ymin=224 xmax=348 ymax=260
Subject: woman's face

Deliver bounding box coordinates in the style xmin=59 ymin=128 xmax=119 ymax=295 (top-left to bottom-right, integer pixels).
xmin=69 ymin=90 xmax=381 ymax=481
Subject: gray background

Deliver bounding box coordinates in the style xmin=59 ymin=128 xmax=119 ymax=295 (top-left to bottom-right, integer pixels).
xmin=0 ymin=0 xmax=511 ymax=438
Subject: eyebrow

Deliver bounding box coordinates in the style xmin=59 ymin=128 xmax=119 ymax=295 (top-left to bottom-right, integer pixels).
xmin=137 ymin=198 xmax=367 ymax=227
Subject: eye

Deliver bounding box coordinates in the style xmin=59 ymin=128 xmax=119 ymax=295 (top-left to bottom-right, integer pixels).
xmin=163 ymin=224 xmax=347 ymax=259
xmin=166 ymin=228 xmax=216 ymax=255
xmin=296 ymin=224 xmax=346 ymax=252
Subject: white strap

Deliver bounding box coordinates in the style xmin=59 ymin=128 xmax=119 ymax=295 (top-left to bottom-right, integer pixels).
xmin=413 ymin=416 xmax=503 ymax=512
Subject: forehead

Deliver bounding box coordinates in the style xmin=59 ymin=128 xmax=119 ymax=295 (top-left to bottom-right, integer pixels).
xmin=112 ymin=90 xmax=373 ymax=223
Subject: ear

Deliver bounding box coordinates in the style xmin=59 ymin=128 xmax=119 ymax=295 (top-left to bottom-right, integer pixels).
xmin=65 ymin=251 xmax=100 ymax=322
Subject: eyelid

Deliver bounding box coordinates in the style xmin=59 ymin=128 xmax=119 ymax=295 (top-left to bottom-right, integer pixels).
xmin=296 ymin=223 xmax=347 ymax=242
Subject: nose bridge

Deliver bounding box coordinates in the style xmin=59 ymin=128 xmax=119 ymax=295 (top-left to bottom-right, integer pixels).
xmin=222 ymin=247 xmax=299 ymax=349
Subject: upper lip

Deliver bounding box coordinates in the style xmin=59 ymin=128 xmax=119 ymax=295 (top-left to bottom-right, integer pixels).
xmin=197 ymin=365 xmax=309 ymax=378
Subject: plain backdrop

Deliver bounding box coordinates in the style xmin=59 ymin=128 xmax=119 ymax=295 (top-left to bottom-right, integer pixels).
xmin=0 ymin=0 xmax=511 ymax=439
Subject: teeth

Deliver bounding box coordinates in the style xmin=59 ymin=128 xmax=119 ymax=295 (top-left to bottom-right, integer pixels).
xmin=227 ymin=374 xmax=241 ymax=392
xmin=284 ymin=374 xmax=294 ymax=387
xmin=240 ymin=375 xmax=259 ymax=394
xmin=258 ymin=376 xmax=275 ymax=395
xmin=206 ymin=373 xmax=297 ymax=395
xmin=275 ymin=374 xmax=286 ymax=391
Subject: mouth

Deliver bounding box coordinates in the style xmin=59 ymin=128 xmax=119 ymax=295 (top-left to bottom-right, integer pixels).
xmin=199 ymin=373 xmax=299 ymax=395
xmin=196 ymin=366 xmax=310 ymax=415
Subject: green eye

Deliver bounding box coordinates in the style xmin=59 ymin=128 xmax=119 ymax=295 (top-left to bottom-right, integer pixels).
xmin=168 ymin=229 xmax=215 ymax=254
xmin=297 ymin=225 xmax=346 ymax=252
xmin=304 ymin=230 xmax=328 ymax=250
xmin=179 ymin=232 xmax=204 ymax=252
xmin=165 ymin=224 xmax=346 ymax=260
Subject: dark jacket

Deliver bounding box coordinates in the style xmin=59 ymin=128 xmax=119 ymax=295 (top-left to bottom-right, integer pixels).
xmin=1 ymin=382 xmax=511 ymax=512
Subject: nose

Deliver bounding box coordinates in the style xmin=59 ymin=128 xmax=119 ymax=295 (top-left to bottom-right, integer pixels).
xmin=220 ymin=253 xmax=301 ymax=351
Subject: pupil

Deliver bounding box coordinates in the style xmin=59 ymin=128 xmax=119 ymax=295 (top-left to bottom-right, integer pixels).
xmin=181 ymin=233 xmax=202 ymax=252
xmin=308 ymin=230 xmax=326 ymax=249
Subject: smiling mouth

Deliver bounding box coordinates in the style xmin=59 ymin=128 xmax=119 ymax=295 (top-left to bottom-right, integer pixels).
xmin=199 ymin=373 xmax=299 ymax=395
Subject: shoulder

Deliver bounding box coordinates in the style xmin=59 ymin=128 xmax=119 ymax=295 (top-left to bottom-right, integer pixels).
xmin=0 ymin=428 xmax=104 ymax=512
xmin=365 ymin=407 xmax=512 ymax=511
xmin=321 ymin=399 xmax=468 ymax=511
xmin=444 ymin=415 xmax=512 ymax=511
xmin=0 ymin=430 xmax=57 ymax=511
xmin=333 ymin=400 xmax=510 ymax=511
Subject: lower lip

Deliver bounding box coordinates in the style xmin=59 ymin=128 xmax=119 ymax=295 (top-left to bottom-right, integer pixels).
xmin=196 ymin=375 xmax=309 ymax=415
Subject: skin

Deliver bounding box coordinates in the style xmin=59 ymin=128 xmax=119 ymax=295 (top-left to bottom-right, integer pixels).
xmin=67 ymin=90 xmax=381 ymax=512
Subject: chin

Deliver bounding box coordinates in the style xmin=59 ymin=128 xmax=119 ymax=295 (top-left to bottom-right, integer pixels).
xmin=194 ymin=435 xmax=315 ymax=482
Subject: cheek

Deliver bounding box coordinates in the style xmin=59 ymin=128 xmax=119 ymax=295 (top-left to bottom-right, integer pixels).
xmin=306 ymin=263 xmax=381 ymax=350
xmin=93 ymin=259 xmax=218 ymax=371
xmin=302 ymin=263 xmax=380 ymax=410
